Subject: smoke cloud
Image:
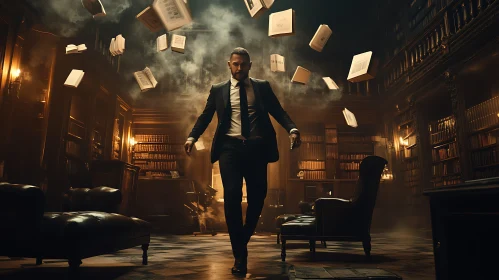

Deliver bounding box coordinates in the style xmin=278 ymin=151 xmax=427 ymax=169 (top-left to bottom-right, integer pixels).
xmin=27 ymin=0 xmax=132 ymax=37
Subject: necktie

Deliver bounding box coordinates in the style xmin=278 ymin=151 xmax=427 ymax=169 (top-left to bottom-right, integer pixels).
xmin=238 ymin=81 xmax=250 ymax=139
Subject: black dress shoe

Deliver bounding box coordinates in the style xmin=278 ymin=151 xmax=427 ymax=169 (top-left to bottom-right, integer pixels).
xmin=231 ymin=258 xmax=247 ymax=275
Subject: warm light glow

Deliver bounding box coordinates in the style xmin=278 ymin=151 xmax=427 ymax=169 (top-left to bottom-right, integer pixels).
xmin=12 ymin=69 xmax=21 ymax=79
xmin=129 ymin=137 xmax=136 ymax=146
xmin=399 ymin=136 xmax=408 ymax=146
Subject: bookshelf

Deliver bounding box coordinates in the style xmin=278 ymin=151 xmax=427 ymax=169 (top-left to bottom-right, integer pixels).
xmin=291 ymin=124 xmax=375 ymax=181
xmin=131 ymin=134 xmax=185 ymax=179
xmin=466 ymin=96 xmax=499 ymax=179
xmin=429 ymin=115 xmax=461 ymax=187
xmin=395 ymin=108 xmax=421 ymax=196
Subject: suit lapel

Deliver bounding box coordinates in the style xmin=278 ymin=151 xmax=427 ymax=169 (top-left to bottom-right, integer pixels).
xmin=250 ymin=78 xmax=265 ymax=112
xmin=222 ymin=80 xmax=231 ymax=108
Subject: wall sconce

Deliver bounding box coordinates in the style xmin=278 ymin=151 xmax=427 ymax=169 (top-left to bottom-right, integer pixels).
xmin=381 ymin=165 xmax=394 ymax=181
xmin=9 ymin=68 xmax=22 ymax=97
xmin=128 ymin=137 xmax=137 ymax=153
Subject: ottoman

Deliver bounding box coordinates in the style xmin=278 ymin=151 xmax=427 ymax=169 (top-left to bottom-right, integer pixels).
xmin=275 ymin=214 xmax=314 ymax=244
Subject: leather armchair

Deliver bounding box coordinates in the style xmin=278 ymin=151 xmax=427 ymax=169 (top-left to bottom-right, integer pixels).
xmin=0 ymin=183 xmax=151 ymax=274
xmin=280 ymin=155 xmax=387 ymax=261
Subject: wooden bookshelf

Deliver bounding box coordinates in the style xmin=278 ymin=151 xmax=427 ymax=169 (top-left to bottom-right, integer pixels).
xmin=466 ymin=96 xmax=499 ymax=179
xmin=131 ymin=134 xmax=185 ymax=179
xmin=429 ymin=115 xmax=462 ymax=187
xmin=395 ymin=107 xmax=421 ymax=197
xmin=290 ymin=124 xmax=376 ymax=181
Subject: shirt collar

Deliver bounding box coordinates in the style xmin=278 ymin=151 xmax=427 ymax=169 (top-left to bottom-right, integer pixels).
xmin=230 ymin=76 xmax=250 ymax=88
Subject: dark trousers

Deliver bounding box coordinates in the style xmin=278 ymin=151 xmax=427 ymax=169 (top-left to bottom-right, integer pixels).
xmin=218 ymin=136 xmax=268 ymax=260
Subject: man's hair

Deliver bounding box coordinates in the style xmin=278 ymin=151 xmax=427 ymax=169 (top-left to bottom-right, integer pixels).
xmin=230 ymin=47 xmax=251 ymax=61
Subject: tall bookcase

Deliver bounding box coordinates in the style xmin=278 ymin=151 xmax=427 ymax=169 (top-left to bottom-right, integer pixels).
xmin=395 ymin=108 xmax=421 ymax=197
xmin=291 ymin=123 xmax=375 ymax=181
xmin=428 ymin=115 xmax=461 ymax=187
xmin=131 ymin=133 xmax=185 ymax=179
xmin=466 ymin=96 xmax=499 ymax=179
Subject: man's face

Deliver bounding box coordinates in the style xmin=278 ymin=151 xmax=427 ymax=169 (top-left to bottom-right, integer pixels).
xmin=228 ymin=54 xmax=252 ymax=81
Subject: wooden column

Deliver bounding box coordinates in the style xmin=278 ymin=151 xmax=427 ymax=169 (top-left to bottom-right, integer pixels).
xmin=446 ymin=71 xmax=471 ymax=181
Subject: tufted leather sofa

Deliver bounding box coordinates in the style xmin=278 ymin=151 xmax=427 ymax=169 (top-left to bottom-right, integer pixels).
xmin=0 ymin=183 xmax=151 ymax=272
xmin=279 ymin=156 xmax=387 ymax=261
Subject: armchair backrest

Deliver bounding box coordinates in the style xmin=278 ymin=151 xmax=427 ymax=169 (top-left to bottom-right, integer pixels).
xmin=0 ymin=183 xmax=45 ymax=254
xmin=351 ymin=156 xmax=387 ymax=231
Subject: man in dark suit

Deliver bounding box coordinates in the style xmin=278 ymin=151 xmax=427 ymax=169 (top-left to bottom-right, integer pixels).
xmin=184 ymin=47 xmax=301 ymax=275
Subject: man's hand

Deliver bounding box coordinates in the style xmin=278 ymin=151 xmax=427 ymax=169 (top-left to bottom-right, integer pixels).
xmin=184 ymin=140 xmax=194 ymax=156
xmin=289 ymin=132 xmax=301 ymax=150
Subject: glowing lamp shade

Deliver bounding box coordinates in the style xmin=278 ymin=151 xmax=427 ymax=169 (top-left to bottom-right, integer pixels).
xmin=12 ymin=69 xmax=21 ymax=79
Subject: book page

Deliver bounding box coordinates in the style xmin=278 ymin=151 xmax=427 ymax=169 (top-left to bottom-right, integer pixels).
xmin=343 ymin=108 xmax=358 ymax=128
xmin=143 ymin=67 xmax=158 ymax=88
xmin=134 ymin=70 xmax=153 ymax=91
xmin=347 ymin=51 xmax=372 ymax=80
xmin=244 ymin=0 xmax=264 ymax=17
xmin=323 ymin=77 xmax=339 ymax=90
xmin=66 ymin=44 xmax=78 ymax=54
xmin=270 ymin=54 xmax=277 ymax=72
xmin=64 ymin=70 xmax=84 ymax=88
xmin=152 ymin=0 xmax=192 ymax=31
xmin=309 ymin=24 xmax=332 ymax=52
xmin=171 ymin=34 xmax=186 ymax=49
xmin=195 ymin=140 xmax=205 ymax=151
xmin=136 ymin=6 xmax=164 ymax=32
xmin=77 ymin=44 xmax=87 ymax=52
xmin=269 ymin=9 xmax=294 ymax=36
xmin=157 ymin=34 xmax=168 ymax=51
xmin=81 ymin=0 xmax=106 ymax=17
xmin=116 ymin=35 xmax=125 ymax=54
xmin=291 ymin=66 xmax=311 ymax=84
xmin=276 ymin=54 xmax=285 ymax=72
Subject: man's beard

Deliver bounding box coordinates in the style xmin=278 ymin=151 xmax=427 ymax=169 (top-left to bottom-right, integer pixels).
xmin=233 ymin=72 xmax=248 ymax=81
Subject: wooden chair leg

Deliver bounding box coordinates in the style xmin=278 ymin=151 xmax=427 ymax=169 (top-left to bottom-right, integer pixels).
xmin=142 ymin=244 xmax=149 ymax=265
xmin=362 ymin=237 xmax=371 ymax=258
xmin=68 ymin=258 xmax=82 ymax=278
xmin=36 ymin=257 xmax=42 ymax=265
xmin=281 ymin=240 xmax=286 ymax=261
xmin=322 ymin=241 xmax=327 ymax=248
xmin=276 ymin=232 xmax=280 ymax=244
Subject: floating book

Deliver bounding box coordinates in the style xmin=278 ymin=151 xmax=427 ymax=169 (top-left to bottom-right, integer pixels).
xmin=64 ymin=70 xmax=85 ymax=88
xmin=270 ymin=54 xmax=285 ymax=72
xmin=269 ymin=9 xmax=295 ymax=37
xmin=66 ymin=44 xmax=87 ymax=54
xmin=154 ymin=0 xmax=192 ymax=31
xmin=309 ymin=24 xmax=332 ymax=52
xmin=136 ymin=6 xmax=164 ymax=32
xmin=347 ymin=51 xmax=378 ymax=83
xmin=171 ymin=34 xmax=186 ymax=53
xmin=81 ymin=0 xmax=106 ymax=18
xmin=244 ymin=0 xmax=275 ymax=18
xmin=157 ymin=34 xmax=168 ymax=52
xmin=291 ymin=66 xmax=311 ymax=84
xmin=109 ymin=34 xmax=125 ymax=56
xmin=322 ymin=77 xmax=339 ymax=90
xmin=343 ymin=108 xmax=358 ymax=128
xmin=195 ymin=140 xmax=205 ymax=151
xmin=134 ymin=67 xmax=158 ymax=92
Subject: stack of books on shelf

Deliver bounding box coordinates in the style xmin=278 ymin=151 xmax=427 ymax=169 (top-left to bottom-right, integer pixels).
xmin=301 ymin=135 xmax=324 ymax=142
xmin=429 ymin=116 xmax=456 ymax=145
xmin=340 ymin=162 xmax=360 ymax=170
xmin=431 ymin=142 xmax=458 ymax=161
xmin=470 ymin=131 xmax=497 ymax=149
xmin=466 ymin=96 xmax=499 ymax=132
xmin=339 ymin=154 xmax=370 ymax=160
xmin=298 ymin=161 xmax=325 ymax=170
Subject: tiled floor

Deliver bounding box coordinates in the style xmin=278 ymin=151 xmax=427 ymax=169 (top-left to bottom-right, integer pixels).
xmin=0 ymin=231 xmax=435 ymax=279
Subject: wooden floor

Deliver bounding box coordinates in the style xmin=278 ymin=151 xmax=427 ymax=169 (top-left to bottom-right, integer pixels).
xmin=0 ymin=231 xmax=435 ymax=279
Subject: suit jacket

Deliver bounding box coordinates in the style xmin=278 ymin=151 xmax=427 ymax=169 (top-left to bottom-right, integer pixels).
xmin=188 ymin=78 xmax=297 ymax=163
